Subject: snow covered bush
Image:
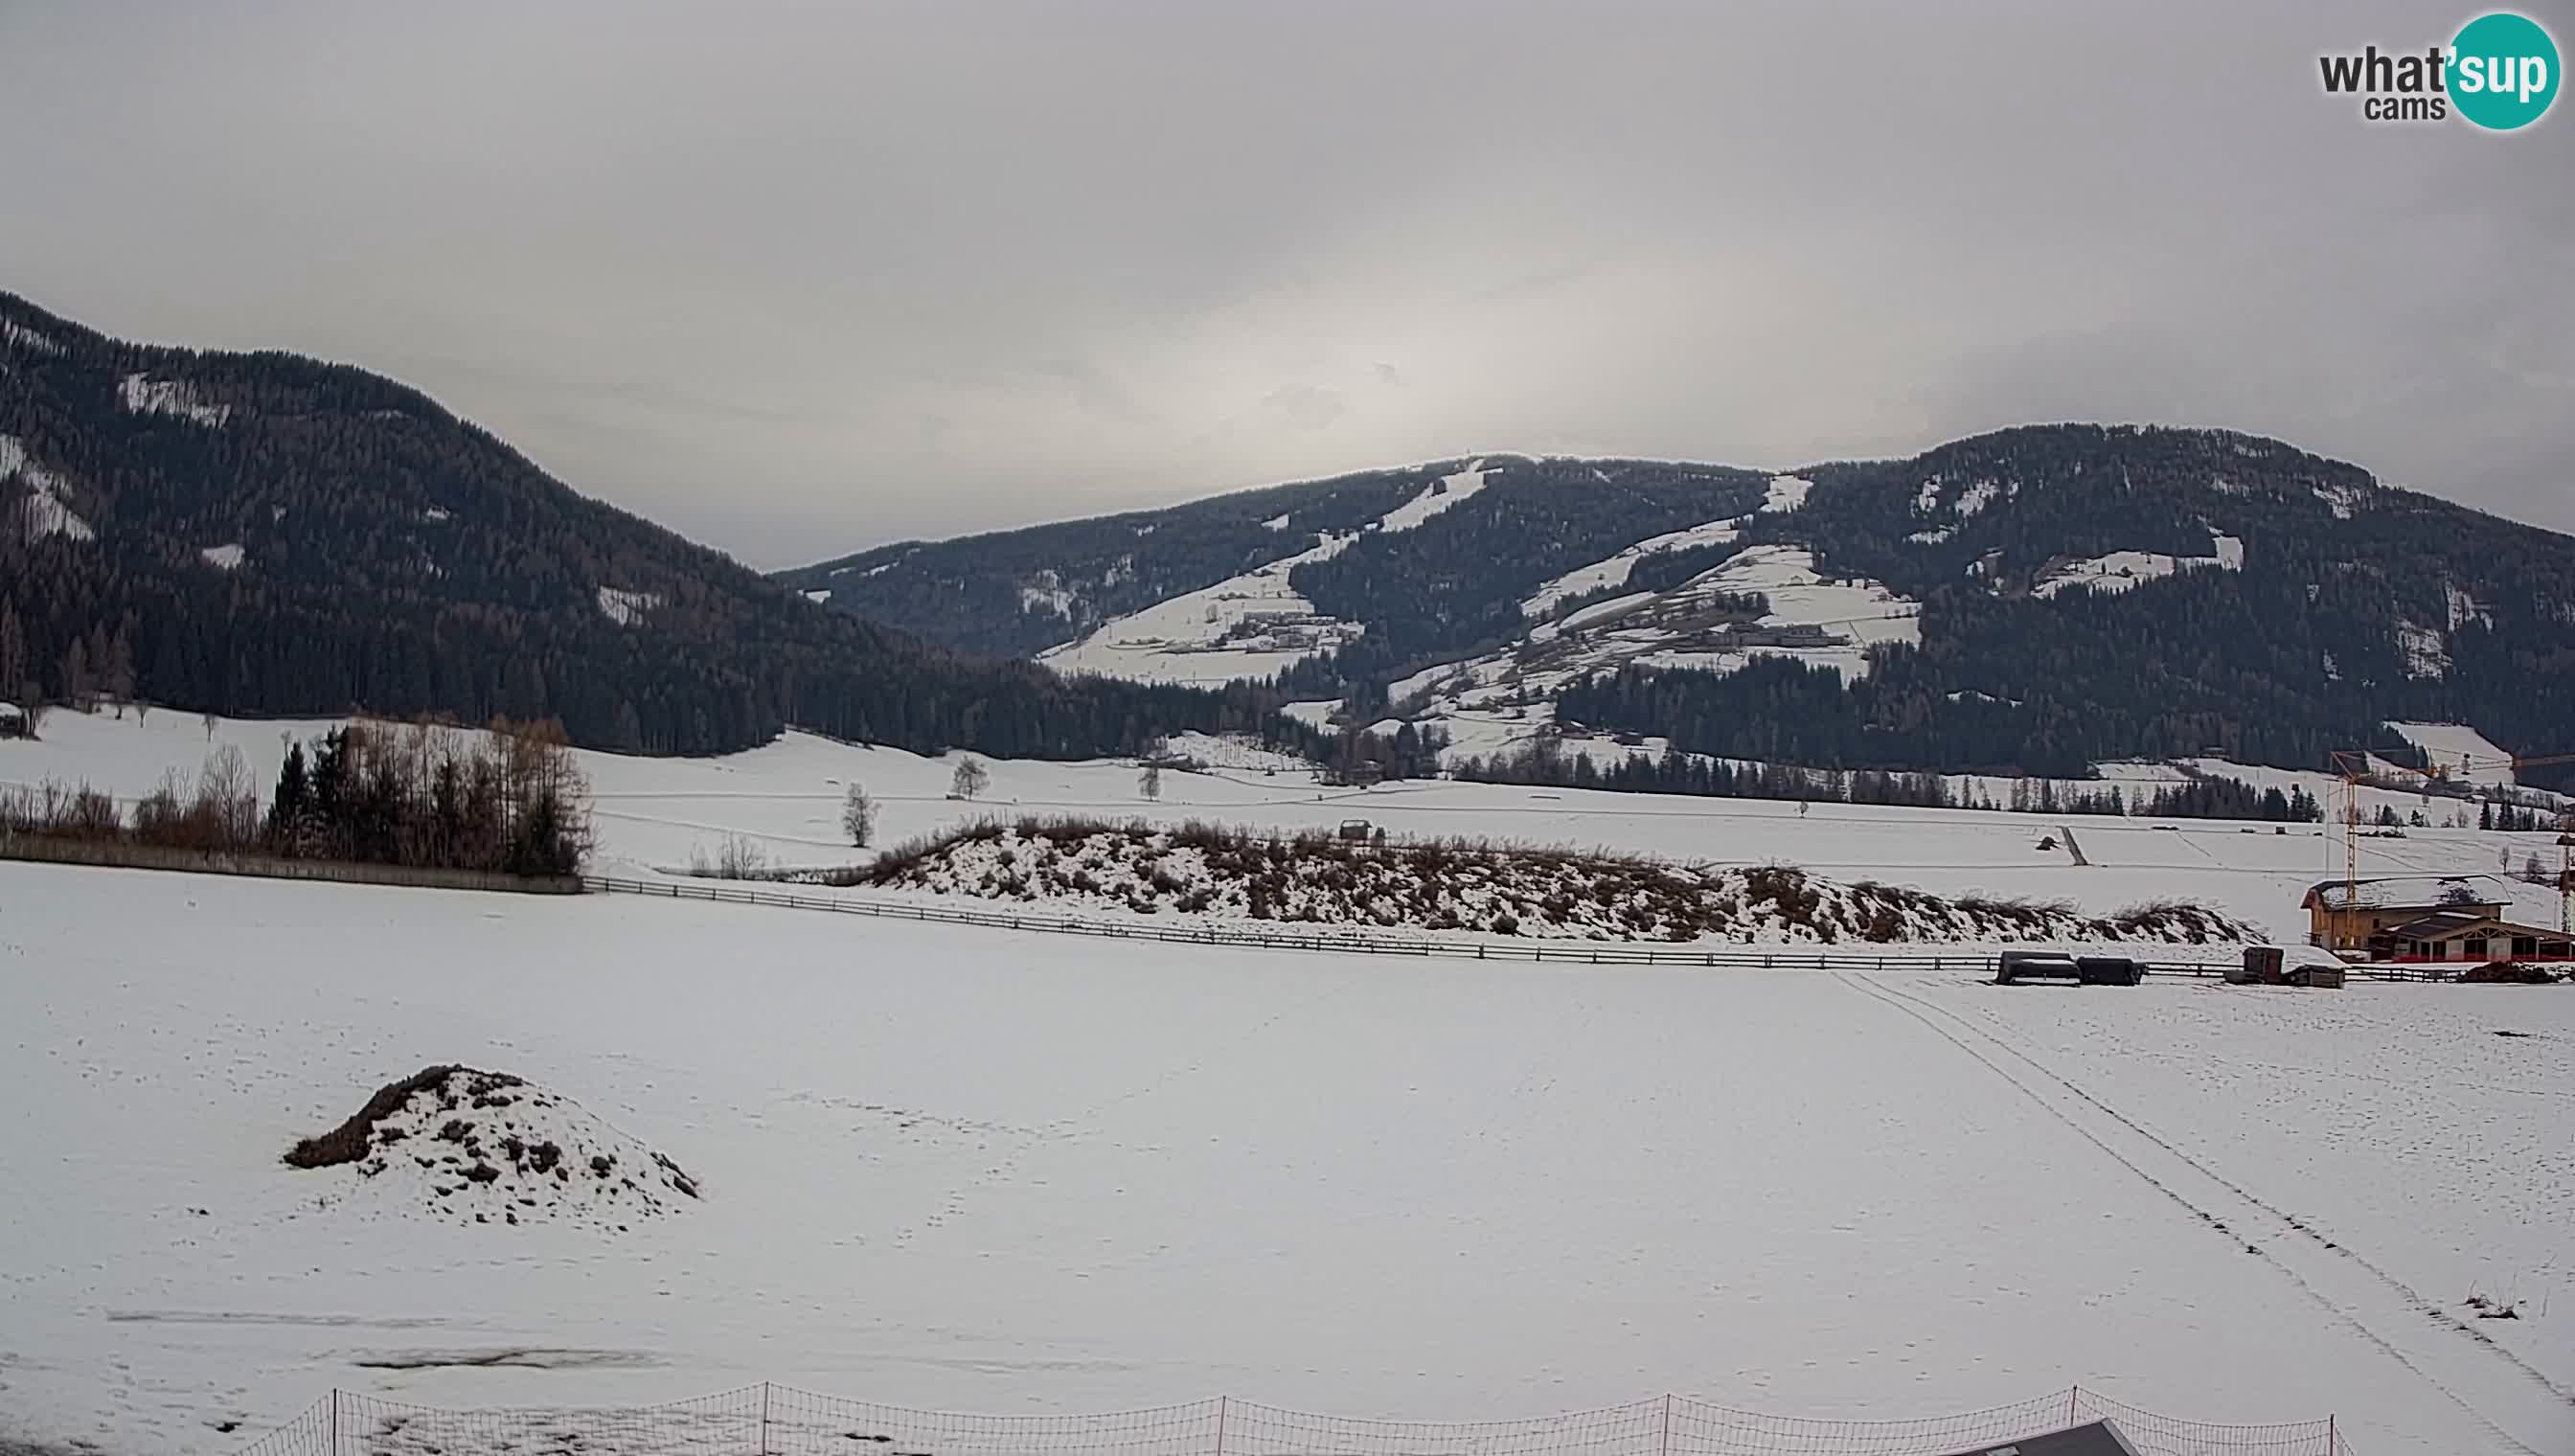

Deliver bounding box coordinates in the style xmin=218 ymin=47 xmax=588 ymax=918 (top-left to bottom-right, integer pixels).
xmin=864 ymin=817 xmax=2260 ymax=946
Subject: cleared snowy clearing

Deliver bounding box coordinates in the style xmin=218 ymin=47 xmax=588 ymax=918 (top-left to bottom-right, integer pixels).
xmin=1037 ymin=466 xmax=1503 ymax=686
xmin=2033 ymin=538 xmax=2245 ymax=600
xmin=1036 ymin=531 xmax=1362 ymax=686
xmin=2386 ymin=723 xmax=2517 ymax=786
xmin=1375 ymin=463 xmax=1491 ymax=534
xmin=1 ymin=864 xmax=2566 ymax=1456
xmin=1518 ymin=517 xmax=1745 ymax=619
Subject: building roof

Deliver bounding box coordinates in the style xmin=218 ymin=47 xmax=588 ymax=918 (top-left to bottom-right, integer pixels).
xmin=2302 ymin=874 xmax=2507 ymax=911
xmin=2375 ymin=910 xmax=2564 ymax=942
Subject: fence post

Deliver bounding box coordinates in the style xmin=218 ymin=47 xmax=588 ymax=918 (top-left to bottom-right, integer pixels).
xmin=330 ymin=1389 xmax=341 ymax=1456
xmin=1657 ymin=1393 xmax=1672 ymax=1456
xmin=2066 ymin=1384 xmax=2079 ymax=1427
xmin=762 ymin=1380 xmax=772 ymax=1455
xmin=1215 ymin=1395 xmax=1228 ymax=1456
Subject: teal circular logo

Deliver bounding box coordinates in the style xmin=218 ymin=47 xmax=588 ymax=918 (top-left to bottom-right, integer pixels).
xmin=2451 ymin=11 xmax=2560 ymax=129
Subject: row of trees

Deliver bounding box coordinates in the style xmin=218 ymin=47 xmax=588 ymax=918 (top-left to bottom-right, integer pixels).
xmin=0 ymin=717 xmax=593 ymax=876
xmin=2480 ymin=800 xmax=2555 ymax=832
xmin=1449 ymin=732 xmax=2331 ymax=823
xmin=262 ymin=719 xmax=592 ymax=875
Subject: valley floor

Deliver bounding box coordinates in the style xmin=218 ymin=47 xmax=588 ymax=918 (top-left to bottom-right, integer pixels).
xmin=1 ymin=864 xmax=2569 ymax=1456
xmin=8 ymin=709 xmax=2569 ymax=945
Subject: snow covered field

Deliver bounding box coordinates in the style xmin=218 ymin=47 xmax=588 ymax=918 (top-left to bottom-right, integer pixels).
xmin=1 ymin=864 xmax=2568 ymax=1456
xmin=6 ymin=709 xmax=2567 ymax=944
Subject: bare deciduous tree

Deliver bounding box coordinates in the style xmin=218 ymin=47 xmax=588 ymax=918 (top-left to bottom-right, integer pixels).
xmin=841 ymin=784 xmax=877 ymax=847
xmin=690 ymin=833 xmax=770 ymax=879
xmin=1139 ymin=762 xmax=1162 ymax=802
xmin=199 ymin=744 xmax=260 ymax=847
xmin=949 ymin=756 xmax=990 ymax=800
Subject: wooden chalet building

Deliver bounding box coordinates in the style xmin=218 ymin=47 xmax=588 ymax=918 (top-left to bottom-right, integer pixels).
xmin=2301 ymin=875 xmax=2569 ymax=964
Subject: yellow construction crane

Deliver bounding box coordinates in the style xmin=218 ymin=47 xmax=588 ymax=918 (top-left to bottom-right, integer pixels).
xmin=2328 ymin=745 xmax=2575 ymax=934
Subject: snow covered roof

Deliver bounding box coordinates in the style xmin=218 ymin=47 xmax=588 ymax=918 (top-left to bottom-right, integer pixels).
xmin=0 ymin=700 xmax=21 ymax=717
xmin=2301 ymin=875 xmax=2507 ymax=911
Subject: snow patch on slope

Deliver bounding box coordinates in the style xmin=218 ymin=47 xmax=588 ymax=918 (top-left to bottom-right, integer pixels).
xmin=2315 ymin=482 xmax=2366 ymax=519
xmin=119 ymin=374 xmax=232 ymax=427
xmin=2034 ymin=536 xmax=2244 ymax=599
xmin=597 ymin=586 xmax=660 ymax=626
xmin=1635 ymin=545 xmax=1922 ymax=681
xmin=1281 ymin=699 xmax=1340 ymax=729
xmin=2386 ymin=722 xmax=2515 ymax=786
xmin=1954 ymin=479 xmax=2004 ymax=515
xmin=2 ymin=435 xmax=96 ymax=543
xmin=1534 ymin=591 xmax=1653 ymax=640
xmin=1905 ymin=526 xmax=1955 ymax=545
xmin=2444 ymin=582 xmax=2491 ymax=631
xmin=803 ymin=588 xmax=832 ymax=603
xmin=1408 ymin=546 xmax=1922 ymax=749
xmin=198 ymin=543 xmax=244 ymax=571
xmin=1037 ymin=533 xmax=1362 ymax=686
xmin=1018 ymin=574 xmax=1076 ymax=618
xmin=1377 ymin=463 xmax=1491 ymax=534
xmin=1759 ymin=475 xmax=1812 ymax=513
xmin=1518 ymin=516 xmax=1744 ymax=617
xmin=3 ymin=319 xmax=64 ymax=355
xmin=2394 ymin=620 xmax=2448 ymax=678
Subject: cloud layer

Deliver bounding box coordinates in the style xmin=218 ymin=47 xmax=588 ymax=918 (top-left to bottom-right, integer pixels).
xmin=4 ymin=1 xmax=2568 ymax=566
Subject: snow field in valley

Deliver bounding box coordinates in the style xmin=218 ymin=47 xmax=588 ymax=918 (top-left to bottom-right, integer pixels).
xmin=1 ymin=864 xmax=2569 ymax=1456
xmin=5 ymin=708 xmax=2567 ymax=944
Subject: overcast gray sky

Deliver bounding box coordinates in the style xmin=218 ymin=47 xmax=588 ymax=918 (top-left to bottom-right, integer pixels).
xmin=4 ymin=1 xmax=2570 ymax=567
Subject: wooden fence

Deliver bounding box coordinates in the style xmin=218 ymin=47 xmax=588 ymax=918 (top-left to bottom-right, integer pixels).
xmin=581 ymin=875 xmax=2457 ymax=980
xmin=0 ymin=831 xmax=582 ymax=895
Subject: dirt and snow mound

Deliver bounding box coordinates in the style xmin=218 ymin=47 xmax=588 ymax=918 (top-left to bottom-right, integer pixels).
xmin=867 ymin=819 xmax=2258 ymax=945
xmin=285 ymin=1067 xmax=697 ymax=1231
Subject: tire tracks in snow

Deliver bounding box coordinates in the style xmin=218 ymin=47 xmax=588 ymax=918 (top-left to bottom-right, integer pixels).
xmin=1896 ymin=981 xmax=2575 ymax=1400
xmin=1836 ymin=973 xmax=2569 ymax=1456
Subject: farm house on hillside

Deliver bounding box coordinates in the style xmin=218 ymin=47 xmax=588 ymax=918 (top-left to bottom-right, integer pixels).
xmin=0 ymin=702 xmax=25 ymax=739
xmin=2300 ymin=876 xmax=2567 ymax=963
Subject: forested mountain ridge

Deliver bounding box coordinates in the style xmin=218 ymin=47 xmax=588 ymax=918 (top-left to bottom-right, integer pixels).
xmin=777 ymin=463 xmax=1469 ymax=658
xmin=1671 ymin=425 xmax=2575 ymax=785
xmin=781 ymin=454 xmax=1773 ymax=670
xmin=784 ymin=425 xmax=2575 ymax=788
xmin=0 ymin=291 xmax=1243 ymax=757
